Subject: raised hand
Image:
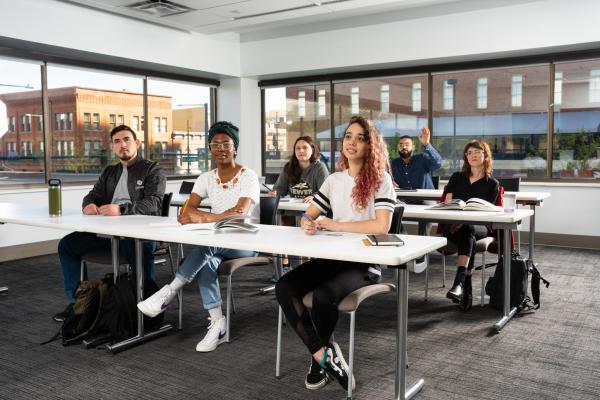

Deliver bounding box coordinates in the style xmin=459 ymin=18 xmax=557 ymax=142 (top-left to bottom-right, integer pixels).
xmin=418 ymin=127 xmax=431 ymax=146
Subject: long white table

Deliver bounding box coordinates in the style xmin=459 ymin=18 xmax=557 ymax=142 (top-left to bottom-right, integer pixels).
xmin=0 ymin=202 xmax=446 ymax=400
xmin=0 ymin=204 xmax=176 ymax=352
xmin=395 ymin=189 xmax=550 ymax=264
xmin=240 ymin=200 xmax=535 ymax=332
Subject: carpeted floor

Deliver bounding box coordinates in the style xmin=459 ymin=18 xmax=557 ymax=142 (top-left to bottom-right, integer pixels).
xmin=0 ymin=245 xmax=599 ymax=400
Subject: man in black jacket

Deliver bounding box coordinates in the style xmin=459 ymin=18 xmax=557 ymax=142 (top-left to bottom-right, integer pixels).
xmin=53 ymin=125 xmax=166 ymax=322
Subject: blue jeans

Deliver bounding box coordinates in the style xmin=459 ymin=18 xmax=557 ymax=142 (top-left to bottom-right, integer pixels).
xmin=176 ymin=245 xmax=256 ymax=310
xmin=58 ymin=231 xmax=156 ymax=304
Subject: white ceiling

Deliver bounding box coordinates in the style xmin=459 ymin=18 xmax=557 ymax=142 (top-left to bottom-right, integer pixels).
xmin=59 ymin=0 xmax=466 ymax=35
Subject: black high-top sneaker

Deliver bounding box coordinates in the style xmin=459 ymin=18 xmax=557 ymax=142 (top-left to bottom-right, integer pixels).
xmin=305 ymin=358 xmax=328 ymax=390
xmin=322 ymin=342 xmax=355 ymax=391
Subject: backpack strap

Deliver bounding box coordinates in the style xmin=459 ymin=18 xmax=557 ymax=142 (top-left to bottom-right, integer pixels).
xmin=528 ymin=261 xmax=550 ymax=309
xmin=40 ymin=329 xmax=62 ymax=345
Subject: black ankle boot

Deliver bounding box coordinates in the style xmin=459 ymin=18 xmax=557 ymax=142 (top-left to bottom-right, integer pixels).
xmin=460 ymin=275 xmax=473 ymax=311
xmin=446 ymin=267 xmax=465 ymax=303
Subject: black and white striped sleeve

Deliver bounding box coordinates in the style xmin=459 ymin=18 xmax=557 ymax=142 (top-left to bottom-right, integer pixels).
xmin=374 ymin=172 xmax=396 ymax=213
xmin=311 ymin=176 xmax=332 ymax=214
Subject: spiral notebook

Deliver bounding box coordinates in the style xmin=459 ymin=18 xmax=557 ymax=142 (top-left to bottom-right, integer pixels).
xmin=364 ymin=234 xmax=405 ymax=246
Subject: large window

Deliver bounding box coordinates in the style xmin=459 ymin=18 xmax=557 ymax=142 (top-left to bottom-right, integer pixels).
xmin=553 ymin=60 xmax=600 ymax=179
xmin=1 ymin=54 xmax=214 ymax=186
xmin=335 ymin=77 xmax=429 ymax=169
xmin=147 ymin=78 xmax=212 ymax=176
xmin=0 ymin=58 xmax=44 ymax=184
xmin=433 ymin=66 xmax=548 ymax=178
xmin=47 ymin=64 xmax=145 ymax=181
xmin=264 ymin=85 xmax=331 ymax=175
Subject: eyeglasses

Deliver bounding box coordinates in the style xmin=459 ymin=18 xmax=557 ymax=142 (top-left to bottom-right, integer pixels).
xmin=209 ymin=142 xmax=234 ymax=151
xmin=398 ymin=143 xmax=413 ymax=149
xmin=465 ymin=150 xmax=485 ymax=157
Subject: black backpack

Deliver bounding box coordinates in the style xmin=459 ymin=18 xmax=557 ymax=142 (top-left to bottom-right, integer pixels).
xmin=43 ymin=274 xmax=165 ymax=347
xmin=485 ymin=252 xmax=550 ymax=310
xmin=98 ymin=273 xmax=165 ymax=343
xmin=41 ymin=279 xmax=108 ymax=346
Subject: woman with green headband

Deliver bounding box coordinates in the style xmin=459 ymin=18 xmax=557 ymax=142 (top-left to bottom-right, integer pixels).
xmin=138 ymin=121 xmax=260 ymax=352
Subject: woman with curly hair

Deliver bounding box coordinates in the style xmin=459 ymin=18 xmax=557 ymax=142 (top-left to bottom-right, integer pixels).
xmin=444 ymin=139 xmax=499 ymax=311
xmin=275 ymin=116 xmax=396 ymax=392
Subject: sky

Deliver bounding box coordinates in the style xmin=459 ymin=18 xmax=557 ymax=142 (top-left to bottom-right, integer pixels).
xmin=0 ymin=59 xmax=211 ymax=133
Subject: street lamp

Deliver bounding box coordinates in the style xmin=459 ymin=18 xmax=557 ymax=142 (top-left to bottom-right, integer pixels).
xmin=446 ymin=78 xmax=458 ymax=169
xmin=171 ymin=120 xmax=203 ymax=174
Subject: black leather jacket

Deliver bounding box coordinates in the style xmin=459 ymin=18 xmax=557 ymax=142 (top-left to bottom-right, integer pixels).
xmin=82 ymin=156 xmax=166 ymax=216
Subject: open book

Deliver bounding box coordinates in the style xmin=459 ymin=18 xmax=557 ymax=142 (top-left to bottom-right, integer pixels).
xmin=213 ymin=214 xmax=258 ymax=233
xmin=159 ymin=214 xmax=258 ymax=233
xmin=428 ymin=198 xmax=503 ymax=212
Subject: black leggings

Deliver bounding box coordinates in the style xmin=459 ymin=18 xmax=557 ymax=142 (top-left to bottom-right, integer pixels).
xmin=443 ymin=224 xmax=489 ymax=264
xmin=275 ymin=259 xmax=372 ymax=354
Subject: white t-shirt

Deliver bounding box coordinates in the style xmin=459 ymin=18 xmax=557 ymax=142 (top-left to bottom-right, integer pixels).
xmin=192 ymin=167 xmax=260 ymax=223
xmin=311 ymin=170 xmax=396 ymax=222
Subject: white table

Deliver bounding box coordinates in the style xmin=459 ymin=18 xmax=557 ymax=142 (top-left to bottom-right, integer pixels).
xmin=395 ymin=189 xmax=550 ymax=263
xmin=0 ymin=203 xmax=175 ymax=353
xmin=0 ymin=201 xmax=446 ymax=400
xmin=400 ymin=205 xmax=534 ymax=331
xmin=242 ymin=200 xmax=536 ymax=331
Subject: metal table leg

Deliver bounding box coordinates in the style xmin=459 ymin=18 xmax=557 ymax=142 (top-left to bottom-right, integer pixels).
xmin=395 ymin=264 xmax=424 ymax=400
xmin=107 ymin=238 xmax=173 ymax=353
xmin=494 ymin=227 xmax=519 ymax=332
xmin=528 ymin=205 xmax=536 ymax=262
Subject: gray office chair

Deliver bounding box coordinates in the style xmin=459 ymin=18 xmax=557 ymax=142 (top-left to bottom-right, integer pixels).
xmin=215 ymin=195 xmax=280 ymax=343
xmin=275 ymin=205 xmax=404 ymax=400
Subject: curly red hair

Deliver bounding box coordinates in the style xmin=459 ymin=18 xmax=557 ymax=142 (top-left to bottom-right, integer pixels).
xmin=338 ymin=116 xmax=390 ymax=210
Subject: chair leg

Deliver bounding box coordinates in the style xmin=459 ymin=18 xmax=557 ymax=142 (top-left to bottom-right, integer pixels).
xmin=424 ymin=263 xmax=429 ymax=302
xmin=517 ymin=230 xmax=521 ymax=254
xmin=442 ymin=254 xmax=446 ymax=288
xmin=481 ymin=252 xmax=486 ymax=307
xmin=178 ymin=288 xmax=183 ymax=330
xmin=166 ymin=245 xmax=175 ymax=277
xmin=226 ymin=275 xmax=232 ymax=343
xmin=348 ymin=311 xmax=356 ymax=400
xmin=276 ymin=306 xmax=283 ymax=377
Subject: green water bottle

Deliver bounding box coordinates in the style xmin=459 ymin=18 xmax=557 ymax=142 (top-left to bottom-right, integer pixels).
xmin=48 ymin=178 xmax=62 ymax=217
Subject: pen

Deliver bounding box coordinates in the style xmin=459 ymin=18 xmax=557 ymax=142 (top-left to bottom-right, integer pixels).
xmin=301 ymin=213 xmax=314 ymax=225
xmin=261 ymin=182 xmax=273 ymax=192
xmin=180 ymin=198 xmax=189 ymax=216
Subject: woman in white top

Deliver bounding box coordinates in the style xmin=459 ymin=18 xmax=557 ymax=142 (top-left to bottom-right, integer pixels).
xmin=137 ymin=121 xmax=260 ymax=352
xmin=275 ymin=116 xmax=396 ymax=392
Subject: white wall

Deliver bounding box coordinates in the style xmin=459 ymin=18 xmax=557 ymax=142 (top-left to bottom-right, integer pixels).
xmin=517 ymin=183 xmax=600 ymax=237
xmin=0 ymin=0 xmax=240 ymax=78
xmin=241 ymin=0 xmax=600 ymax=78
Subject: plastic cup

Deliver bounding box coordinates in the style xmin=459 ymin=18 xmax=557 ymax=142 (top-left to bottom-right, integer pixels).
xmin=503 ymin=193 xmax=516 ymax=213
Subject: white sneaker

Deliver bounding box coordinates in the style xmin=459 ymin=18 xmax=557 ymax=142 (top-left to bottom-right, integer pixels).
xmin=195 ymin=317 xmax=227 ymax=352
xmin=137 ymin=285 xmax=174 ymax=318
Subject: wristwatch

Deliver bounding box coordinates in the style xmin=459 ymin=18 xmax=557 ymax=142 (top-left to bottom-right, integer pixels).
xmin=119 ymin=204 xmax=126 ymax=215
